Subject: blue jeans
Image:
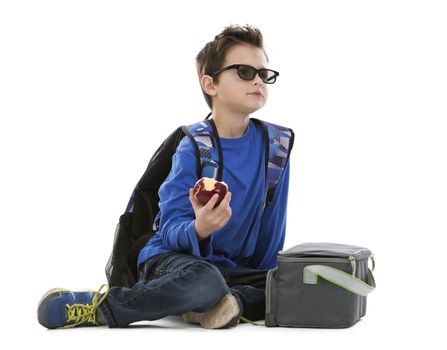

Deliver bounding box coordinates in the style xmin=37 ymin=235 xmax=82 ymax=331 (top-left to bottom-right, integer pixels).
xmin=99 ymin=252 xmax=269 ymax=327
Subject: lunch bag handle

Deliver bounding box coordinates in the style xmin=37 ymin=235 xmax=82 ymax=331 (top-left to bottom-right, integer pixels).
xmin=303 ymin=265 xmax=376 ymax=297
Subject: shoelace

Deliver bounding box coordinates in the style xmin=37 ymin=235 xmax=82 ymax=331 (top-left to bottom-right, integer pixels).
xmin=64 ymin=284 xmax=110 ymax=328
xmin=240 ymin=315 xmax=265 ymax=326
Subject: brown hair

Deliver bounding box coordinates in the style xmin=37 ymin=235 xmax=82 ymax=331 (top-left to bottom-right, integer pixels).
xmin=195 ymin=24 xmax=269 ymax=110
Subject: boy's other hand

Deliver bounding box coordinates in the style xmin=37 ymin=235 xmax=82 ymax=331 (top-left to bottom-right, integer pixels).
xmin=189 ymin=188 xmax=232 ymax=241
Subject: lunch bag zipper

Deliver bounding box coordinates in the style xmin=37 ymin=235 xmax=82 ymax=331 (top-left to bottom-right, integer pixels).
xmin=278 ymin=248 xmax=370 ymax=260
xmin=277 ymin=255 xmax=363 ymax=276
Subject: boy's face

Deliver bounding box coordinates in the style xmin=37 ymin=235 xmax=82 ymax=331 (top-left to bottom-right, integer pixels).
xmin=205 ymin=44 xmax=270 ymax=115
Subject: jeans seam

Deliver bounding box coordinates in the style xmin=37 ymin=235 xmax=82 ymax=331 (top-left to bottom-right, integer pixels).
xmin=232 ymin=285 xmax=251 ymax=293
xmin=154 ymin=268 xmax=173 ymax=275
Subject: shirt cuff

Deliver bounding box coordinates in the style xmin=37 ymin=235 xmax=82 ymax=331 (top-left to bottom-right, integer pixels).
xmin=186 ymin=220 xmax=213 ymax=259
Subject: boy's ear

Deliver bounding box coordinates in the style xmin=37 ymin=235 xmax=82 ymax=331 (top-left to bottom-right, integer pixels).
xmin=200 ymin=75 xmax=217 ymax=97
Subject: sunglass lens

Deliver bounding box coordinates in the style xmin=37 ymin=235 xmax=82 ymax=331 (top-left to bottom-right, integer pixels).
xmin=237 ymin=66 xmax=278 ymax=84
xmin=261 ymin=70 xmax=277 ymax=84
xmin=238 ymin=66 xmax=256 ymax=80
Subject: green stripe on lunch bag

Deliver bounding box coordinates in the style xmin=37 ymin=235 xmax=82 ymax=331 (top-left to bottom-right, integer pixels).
xmin=303 ymin=265 xmax=375 ymax=297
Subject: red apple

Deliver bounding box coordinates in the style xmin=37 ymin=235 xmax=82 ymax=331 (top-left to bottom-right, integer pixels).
xmin=193 ymin=177 xmax=228 ymax=208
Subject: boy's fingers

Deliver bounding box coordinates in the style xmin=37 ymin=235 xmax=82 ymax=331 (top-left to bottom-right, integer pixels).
xmin=189 ymin=189 xmax=198 ymax=207
xmin=217 ymin=192 xmax=231 ymax=209
xmin=206 ymin=193 xmax=219 ymax=209
xmin=221 ymin=191 xmax=230 ymax=204
xmin=224 ymin=192 xmax=231 ymax=209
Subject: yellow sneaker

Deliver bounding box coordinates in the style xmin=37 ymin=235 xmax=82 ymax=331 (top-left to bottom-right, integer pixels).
xmin=37 ymin=284 xmax=109 ymax=329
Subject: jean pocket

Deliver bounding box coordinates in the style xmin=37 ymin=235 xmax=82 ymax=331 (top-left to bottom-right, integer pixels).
xmin=140 ymin=255 xmax=164 ymax=282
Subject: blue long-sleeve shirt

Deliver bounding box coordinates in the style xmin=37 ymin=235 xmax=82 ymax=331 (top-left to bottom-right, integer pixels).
xmin=137 ymin=118 xmax=290 ymax=269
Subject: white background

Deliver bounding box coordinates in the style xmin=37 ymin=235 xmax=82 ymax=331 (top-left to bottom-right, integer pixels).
xmin=1 ymin=0 xmax=446 ymax=348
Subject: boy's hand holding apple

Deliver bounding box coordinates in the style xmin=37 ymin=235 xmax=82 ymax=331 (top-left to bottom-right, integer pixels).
xmin=189 ymin=177 xmax=232 ymax=241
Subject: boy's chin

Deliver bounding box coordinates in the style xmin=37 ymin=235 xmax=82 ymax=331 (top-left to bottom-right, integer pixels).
xmin=246 ymin=104 xmax=265 ymax=114
xmin=228 ymin=102 xmax=265 ymax=116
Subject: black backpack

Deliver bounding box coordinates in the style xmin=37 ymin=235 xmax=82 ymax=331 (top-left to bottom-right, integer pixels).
xmin=105 ymin=113 xmax=295 ymax=288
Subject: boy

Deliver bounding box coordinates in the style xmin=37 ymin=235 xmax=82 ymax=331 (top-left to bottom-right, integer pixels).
xmin=38 ymin=24 xmax=291 ymax=330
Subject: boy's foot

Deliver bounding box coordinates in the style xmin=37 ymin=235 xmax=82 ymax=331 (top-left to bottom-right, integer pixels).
xmin=37 ymin=284 xmax=110 ymax=329
xmin=182 ymin=292 xmax=242 ymax=329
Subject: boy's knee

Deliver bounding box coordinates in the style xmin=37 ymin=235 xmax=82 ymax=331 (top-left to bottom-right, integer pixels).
xmin=188 ymin=261 xmax=229 ymax=305
xmin=190 ymin=260 xmax=225 ymax=283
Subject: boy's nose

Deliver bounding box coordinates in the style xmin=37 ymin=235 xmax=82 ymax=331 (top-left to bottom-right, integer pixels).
xmin=252 ymin=74 xmax=264 ymax=85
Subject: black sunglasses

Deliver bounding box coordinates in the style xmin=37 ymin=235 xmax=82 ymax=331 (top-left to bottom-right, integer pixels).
xmin=210 ymin=64 xmax=279 ymax=84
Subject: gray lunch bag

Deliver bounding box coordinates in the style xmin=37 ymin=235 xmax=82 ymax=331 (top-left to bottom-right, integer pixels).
xmin=265 ymin=242 xmax=376 ymax=328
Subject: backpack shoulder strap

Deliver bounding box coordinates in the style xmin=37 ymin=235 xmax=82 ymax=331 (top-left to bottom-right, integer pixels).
xmin=251 ymin=118 xmax=295 ymax=209
xmin=180 ymin=116 xmax=224 ymax=181
xmin=151 ymin=115 xmax=220 ymax=232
